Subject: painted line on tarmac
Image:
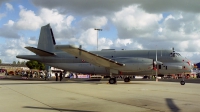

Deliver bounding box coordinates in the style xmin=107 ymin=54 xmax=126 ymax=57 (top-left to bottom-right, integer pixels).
xmin=3 ymin=86 xmax=61 ymax=112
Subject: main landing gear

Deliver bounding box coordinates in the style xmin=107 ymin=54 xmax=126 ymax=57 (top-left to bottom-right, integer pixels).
xmin=108 ymin=77 xmax=131 ymax=84
xmin=124 ymin=77 xmax=130 ymax=82
xmin=109 ymin=78 xmax=116 ymax=84
xmin=180 ymin=73 xmax=185 ymax=85
xmin=180 ymin=80 xmax=185 ymax=85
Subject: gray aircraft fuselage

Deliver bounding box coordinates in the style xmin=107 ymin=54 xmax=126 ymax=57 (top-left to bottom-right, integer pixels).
xmin=17 ymin=49 xmax=192 ymax=76
xmin=16 ymin=24 xmax=193 ymax=76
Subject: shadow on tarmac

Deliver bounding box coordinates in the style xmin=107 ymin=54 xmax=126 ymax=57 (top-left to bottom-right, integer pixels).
xmin=1 ymin=76 xmax=200 ymax=85
xmin=23 ymin=106 xmax=98 ymax=112
xmin=166 ymin=98 xmax=180 ymax=112
xmin=0 ymin=81 xmax=98 ymax=85
xmin=0 ymin=80 xmax=150 ymax=86
xmin=0 ymin=77 xmax=150 ymax=85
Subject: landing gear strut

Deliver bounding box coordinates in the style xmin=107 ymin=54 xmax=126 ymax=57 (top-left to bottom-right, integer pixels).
xmin=108 ymin=72 xmax=117 ymax=84
xmin=124 ymin=77 xmax=130 ymax=82
xmin=180 ymin=80 xmax=185 ymax=85
xmin=180 ymin=73 xmax=185 ymax=85
xmin=109 ymin=78 xmax=116 ymax=84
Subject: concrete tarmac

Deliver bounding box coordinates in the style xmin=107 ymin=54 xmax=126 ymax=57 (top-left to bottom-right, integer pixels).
xmin=0 ymin=80 xmax=200 ymax=112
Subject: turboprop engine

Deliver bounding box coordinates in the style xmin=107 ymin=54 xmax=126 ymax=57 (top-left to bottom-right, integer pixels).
xmin=112 ymin=57 xmax=156 ymax=72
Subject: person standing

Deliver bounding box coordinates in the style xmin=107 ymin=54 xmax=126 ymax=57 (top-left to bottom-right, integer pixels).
xmin=55 ymin=72 xmax=58 ymax=81
xmin=60 ymin=71 xmax=63 ymax=81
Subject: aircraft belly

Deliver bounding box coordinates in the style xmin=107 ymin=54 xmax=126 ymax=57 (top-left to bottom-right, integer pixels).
xmin=46 ymin=63 xmax=108 ymax=75
xmin=116 ymin=63 xmax=152 ymax=72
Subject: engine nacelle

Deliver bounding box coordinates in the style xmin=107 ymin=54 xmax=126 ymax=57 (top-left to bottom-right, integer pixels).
xmin=112 ymin=57 xmax=154 ymax=72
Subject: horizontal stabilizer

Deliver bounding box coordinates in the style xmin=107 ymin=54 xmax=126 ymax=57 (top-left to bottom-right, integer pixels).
xmin=55 ymin=45 xmax=125 ymax=68
xmin=25 ymin=47 xmax=55 ymax=56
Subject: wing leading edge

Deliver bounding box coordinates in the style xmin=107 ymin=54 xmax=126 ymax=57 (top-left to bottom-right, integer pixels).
xmin=55 ymin=45 xmax=125 ymax=68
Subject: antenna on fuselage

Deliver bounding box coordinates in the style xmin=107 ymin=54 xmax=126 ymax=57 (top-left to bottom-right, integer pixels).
xmin=172 ymin=47 xmax=175 ymax=52
xmin=79 ymin=45 xmax=82 ymax=55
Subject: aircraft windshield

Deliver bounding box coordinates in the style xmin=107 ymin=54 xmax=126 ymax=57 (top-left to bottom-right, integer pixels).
xmin=170 ymin=52 xmax=181 ymax=57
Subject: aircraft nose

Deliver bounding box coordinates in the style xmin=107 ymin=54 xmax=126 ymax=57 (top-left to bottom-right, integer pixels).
xmin=183 ymin=58 xmax=194 ymax=70
xmin=187 ymin=60 xmax=194 ymax=70
xmin=191 ymin=63 xmax=194 ymax=69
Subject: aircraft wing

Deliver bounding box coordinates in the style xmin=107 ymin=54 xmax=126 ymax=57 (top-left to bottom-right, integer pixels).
xmin=55 ymin=45 xmax=125 ymax=67
xmin=25 ymin=47 xmax=56 ymax=56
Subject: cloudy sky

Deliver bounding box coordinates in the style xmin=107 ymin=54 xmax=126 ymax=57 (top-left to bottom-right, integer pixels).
xmin=1 ymin=0 xmax=200 ymax=63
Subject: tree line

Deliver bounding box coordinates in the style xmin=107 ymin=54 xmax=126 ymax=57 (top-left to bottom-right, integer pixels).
xmin=0 ymin=59 xmax=45 ymax=70
xmin=25 ymin=60 xmax=45 ymax=70
xmin=12 ymin=61 xmax=26 ymax=65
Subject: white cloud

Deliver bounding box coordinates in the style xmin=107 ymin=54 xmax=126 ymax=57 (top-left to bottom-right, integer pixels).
xmin=5 ymin=3 xmax=13 ymax=11
xmin=4 ymin=20 xmax=14 ymax=26
xmin=39 ymin=8 xmax=75 ymax=32
xmin=0 ymin=37 xmax=33 ymax=63
xmin=31 ymin=0 xmax=200 ymax=15
xmin=158 ymin=27 xmax=163 ymax=32
xmin=112 ymin=5 xmax=163 ymax=38
xmin=163 ymin=13 xmax=197 ymax=35
xmin=78 ymin=16 xmax=107 ymax=30
xmin=79 ymin=28 xmax=97 ymax=46
xmin=39 ymin=8 xmax=65 ymax=28
xmin=0 ymin=26 xmax=20 ymax=39
xmin=176 ymin=41 xmax=189 ymax=52
xmin=130 ymin=11 xmax=200 ymax=56
xmin=19 ymin=5 xmax=24 ymax=9
xmin=98 ymin=37 xmax=113 ymax=50
xmin=27 ymin=37 xmax=38 ymax=46
xmin=0 ymin=13 xmax=6 ymax=19
xmin=13 ymin=7 xmax=75 ymax=40
xmin=16 ymin=7 xmax=43 ymax=30
xmin=112 ymin=39 xmax=143 ymax=50
xmin=115 ymin=39 xmax=132 ymax=47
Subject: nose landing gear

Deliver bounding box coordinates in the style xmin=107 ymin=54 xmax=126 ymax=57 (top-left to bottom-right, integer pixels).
xmin=180 ymin=80 xmax=185 ymax=85
xmin=180 ymin=73 xmax=185 ymax=85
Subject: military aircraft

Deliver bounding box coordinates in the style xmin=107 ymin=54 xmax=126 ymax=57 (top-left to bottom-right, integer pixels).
xmin=16 ymin=24 xmax=193 ymax=85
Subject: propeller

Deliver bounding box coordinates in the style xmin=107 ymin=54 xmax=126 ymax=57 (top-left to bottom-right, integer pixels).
xmin=152 ymin=48 xmax=158 ymax=81
xmin=156 ymin=48 xmax=158 ymax=81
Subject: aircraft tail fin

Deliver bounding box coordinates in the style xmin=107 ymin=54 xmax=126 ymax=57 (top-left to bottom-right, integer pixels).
xmin=37 ymin=24 xmax=56 ymax=52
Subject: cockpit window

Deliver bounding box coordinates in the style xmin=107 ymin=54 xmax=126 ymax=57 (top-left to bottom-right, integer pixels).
xmin=170 ymin=52 xmax=181 ymax=57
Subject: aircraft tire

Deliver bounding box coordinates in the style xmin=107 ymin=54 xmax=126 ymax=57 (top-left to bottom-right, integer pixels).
xmin=109 ymin=78 xmax=116 ymax=84
xmin=124 ymin=77 xmax=130 ymax=82
xmin=180 ymin=81 xmax=185 ymax=85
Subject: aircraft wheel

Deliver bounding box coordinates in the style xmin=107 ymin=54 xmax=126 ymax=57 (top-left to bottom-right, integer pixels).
xmin=180 ymin=81 xmax=185 ymax=85
xmin=109 ymin=78 xmax=116 ymax=84
xmin=124 ymin=77 xmax=130 ymax=82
